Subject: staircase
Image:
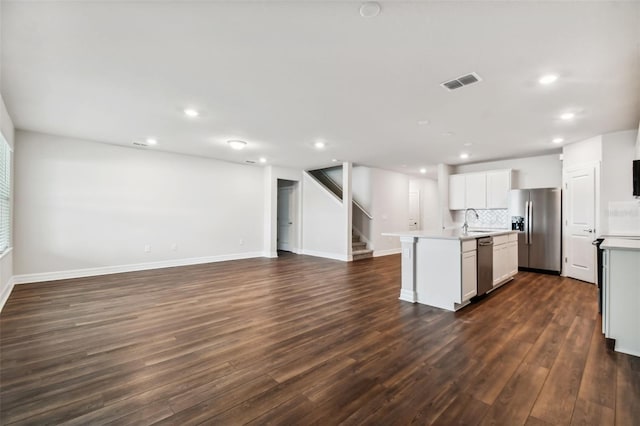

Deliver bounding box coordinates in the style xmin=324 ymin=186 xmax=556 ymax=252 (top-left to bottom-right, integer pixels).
xmin=352 ymin=231 xmax=373 ymax=261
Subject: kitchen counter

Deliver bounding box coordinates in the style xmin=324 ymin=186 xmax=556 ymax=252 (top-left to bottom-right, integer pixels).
xmin=601 ymin=238 xmax=640 ymax=251
xmin=383 ymin=228 xmax=516 ymax=241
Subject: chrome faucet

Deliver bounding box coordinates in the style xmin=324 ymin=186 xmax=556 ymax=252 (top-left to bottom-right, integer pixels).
xmin=462 ymin=208 xmax=479 ymax=234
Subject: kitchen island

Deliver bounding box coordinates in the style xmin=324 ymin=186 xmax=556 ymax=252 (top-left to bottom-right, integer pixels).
xmin=383 ymin=229 xmax=518 ymax=311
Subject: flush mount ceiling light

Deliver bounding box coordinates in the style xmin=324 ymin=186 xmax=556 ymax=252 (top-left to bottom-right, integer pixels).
xmin=314 ymin=141 xmax=326 ymax=149
xmin=360 ymin=2 xmax=381 ymax=18
xmin=146 ymin=138 xmax=158 ymax=146
xmin=227 ymin=140 xmax=247 ymax=150
xmin=560 ymin=112 xmax=575 ymax=120
xmin=419 ymin=168 xmax=427 ymax=174
xmin=332 ymin=158 xmax=338 ymax=162
xmin=184 ymin=108 xmax=199 ymax=117
xmin=539 ymin=74 xmax=558 ymax=85
xmin=259 ymin=157 xmax=267 ymax=163
xmin=460 ymin=153 xmax=470 ymax=159
xmin=552 ymin=137 xmax=564 ymax=144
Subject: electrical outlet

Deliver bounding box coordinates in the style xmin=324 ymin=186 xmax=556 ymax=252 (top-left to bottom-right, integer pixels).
xmin=239 ymin=238 xmax=244 ymax=246
xmin=171 ymin=243 xmax=178 ymax=251
xmin=144 ymin=244 xmax=151 ymax=253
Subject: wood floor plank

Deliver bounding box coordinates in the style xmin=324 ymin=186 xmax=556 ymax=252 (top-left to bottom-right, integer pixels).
xmin=570 ymin=398 xmax=614 ymax=426
xmin=0 ymin=253 xmax=635 ymax=425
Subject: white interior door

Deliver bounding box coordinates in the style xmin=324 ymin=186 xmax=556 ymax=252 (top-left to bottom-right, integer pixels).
xmin=565 ymin=166 xmax=596 ymax=283
xmin=409 ymin=191 xmax=420 ymax=230
xmin=277 ymin=186 xmax=294 ymax=251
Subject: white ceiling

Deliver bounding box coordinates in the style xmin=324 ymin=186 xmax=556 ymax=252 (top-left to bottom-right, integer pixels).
xmin=2 ymin=1 xmax=639 ymax=176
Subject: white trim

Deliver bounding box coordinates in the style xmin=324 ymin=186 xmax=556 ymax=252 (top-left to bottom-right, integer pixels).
xmin=373 ymin=248 xmax=402 ymax=257
xmin=615 ymin=346 xmax=640 ymax=358
xmin=399 ymin=288 xmax=417 ymax=303
xmin=0 ymin=276 xmax=15 ymax=312
xmin=0 ymin=246 xmax=13 ymax=261
xmin=12 ymin=252 xmax=265 ymax=285
xmin=300 ymin=249 xmax=349 ymax=262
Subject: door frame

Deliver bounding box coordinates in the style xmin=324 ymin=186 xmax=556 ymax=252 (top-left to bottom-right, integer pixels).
xmin=562 ymin=161 xmax=600 ymax=280
xmin=276 ymin=179 xmax=301 ymax=255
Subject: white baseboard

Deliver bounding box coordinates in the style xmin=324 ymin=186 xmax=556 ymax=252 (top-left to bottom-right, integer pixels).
xmin=399 ymin=289 xmax=417 ymax=303
xmin=374 ymin=248 xmax=402 ymax=257
xmin=300 ymin=249 xmax=349 ymax=262
xmin=0 ymin=276 xmax=15 ymax=312
xmin=12 ymin=252 xmax=266 ymax=285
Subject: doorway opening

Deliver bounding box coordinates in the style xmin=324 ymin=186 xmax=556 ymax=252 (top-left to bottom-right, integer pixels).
xmin=277 ymin=179 xmax=299 ymax=254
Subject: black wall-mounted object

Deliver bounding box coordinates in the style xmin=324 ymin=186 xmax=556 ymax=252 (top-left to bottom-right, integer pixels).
xmin=634 ymin=160 xmax=640 ymax=197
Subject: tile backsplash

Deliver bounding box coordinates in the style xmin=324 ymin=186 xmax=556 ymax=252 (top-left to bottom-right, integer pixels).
xmin=453 ymin=209 xmax=510 ymax=229
xmin=607 ymin=201 xmax=640 ymax=235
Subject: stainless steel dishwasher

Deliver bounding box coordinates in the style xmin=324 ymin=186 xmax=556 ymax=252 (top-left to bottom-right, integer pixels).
xmin=477 ymin=237 xmax=494 ymax=296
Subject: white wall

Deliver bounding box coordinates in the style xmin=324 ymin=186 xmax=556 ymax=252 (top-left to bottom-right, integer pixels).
xmin=0 ymin=93 xmax=14 ymax=310
xmin=410 ymin=178 xmax=439 ymax=232
xmin=370 ymin=168 xmax=409 ymax=256
xmin=14 ymin=131 xmax=265 ymax=280
xmin=301 ymin=171 xmax=348 ymax=260
xmin=600 ymin=130 xmax=639 ymax=235
xmin=454 ymin=153 xmax=563 ymax=189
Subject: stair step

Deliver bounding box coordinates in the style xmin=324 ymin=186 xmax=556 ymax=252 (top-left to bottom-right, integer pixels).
xmin=352 ymin=234 xmax=361 ymax=243
xmin=352 ymin=249 xmax=374 ymax=261
xmin=352 ymin=241 xmax=367 ymax=250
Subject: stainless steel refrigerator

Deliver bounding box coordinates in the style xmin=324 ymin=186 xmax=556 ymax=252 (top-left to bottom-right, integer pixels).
xmin=508 ymin=188 xmax=562 ymax=273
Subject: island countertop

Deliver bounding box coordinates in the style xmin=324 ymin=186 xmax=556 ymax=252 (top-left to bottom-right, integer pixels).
xmin=382 ymin=229 xmax=517 ymax=241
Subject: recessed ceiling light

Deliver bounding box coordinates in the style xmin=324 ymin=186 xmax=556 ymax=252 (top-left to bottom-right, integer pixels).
xmin=314 ymin=141 xmax=326 ymax=149
xmin=401 ymin=164 xmax=407 ymax=168
xmin=227 ymin=140 xmax=247 ymax=150
xmin=360 ymin=2 xmax=381 ymax=18
xmin=552 ymin=137 xmax=564 ymax=144
xmin=418 ymin=119 xmax=430 ymax=126
xmin=560 ymin=112 xmax=575 ymax=120
xmin=146 ymin=138 xmax=158 ymax=146
xmin=539 ymin=74 xmax=558 ymax=85
xmin=332 ymin=158 xmax=338 ymax=162
xmin=419 ymin=168 xmax=427 ymax=174
xmin=460 ymin=153 xmax=470 ymax=159
xmin=463 ymin=142 xmax=473 ymax=147
xmin=442 ymin=132 xmax=454 ymax=137
xmin=184 ymin=108 xmax=199 ymax=117
xmin=259 ymin=157 xmax=267 ymax=163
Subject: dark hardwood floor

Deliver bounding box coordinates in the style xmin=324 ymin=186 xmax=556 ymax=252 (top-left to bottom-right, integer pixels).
xmin=1 ymin=253 xmax=638 ymax=425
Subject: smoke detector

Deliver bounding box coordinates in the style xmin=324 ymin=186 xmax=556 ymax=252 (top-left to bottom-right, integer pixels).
xmin=440 ymin=72 xmax=482 ymax=91
xmin=360 ymin=2 xmax=381 ymax=18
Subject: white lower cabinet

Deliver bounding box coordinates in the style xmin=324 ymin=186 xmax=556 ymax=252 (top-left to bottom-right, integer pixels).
xmin=461 ymin=250 xmax=477 ymax=302
xmin=493 ymin=235 xmax=518 ymax=287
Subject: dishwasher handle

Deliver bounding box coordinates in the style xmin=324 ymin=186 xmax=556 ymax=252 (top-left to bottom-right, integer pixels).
xmin=477 ymin=237 xmax=493 ymax=246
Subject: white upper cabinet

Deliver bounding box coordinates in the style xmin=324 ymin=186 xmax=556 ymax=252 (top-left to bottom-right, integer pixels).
xmin=449 ymin=174 xmax=466 ymax=210
xmin=486 ymin=170 xmax=512 ymax=209
xmin=465 ymin=173 xmax=487 ymax=209
xmin=449 ymin=169 xmax=512 ymax=210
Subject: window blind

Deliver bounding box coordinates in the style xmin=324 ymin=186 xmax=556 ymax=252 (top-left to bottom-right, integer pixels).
xmin=0 ymin=138 xmax=11 ymax=254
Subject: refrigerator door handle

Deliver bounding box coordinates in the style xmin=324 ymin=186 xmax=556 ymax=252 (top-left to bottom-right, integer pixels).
xmin=528 ymin=201 xmax=533 ymax=246
xmin=524 ymin=201 xmax=530 ymax=245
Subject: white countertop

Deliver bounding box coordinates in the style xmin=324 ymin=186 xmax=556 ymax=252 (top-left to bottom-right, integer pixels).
xmin=601 ymin=238 xmax=640 ymax=251
xmin=382 ymin=229 xmax=517 ymax=241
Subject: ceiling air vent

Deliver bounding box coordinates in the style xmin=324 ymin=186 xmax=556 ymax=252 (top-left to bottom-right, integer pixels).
xmin=440 ymin=72 xmax=482 ymax=91
xmin=132 ymin=141 xmax=148 ymax=147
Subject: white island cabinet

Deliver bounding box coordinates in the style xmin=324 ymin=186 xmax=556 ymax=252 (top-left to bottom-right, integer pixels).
xmin=384 ymin=230 xmax=518 ymax=311
xmin=601 ymin=238 xmax=640 ymax=357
